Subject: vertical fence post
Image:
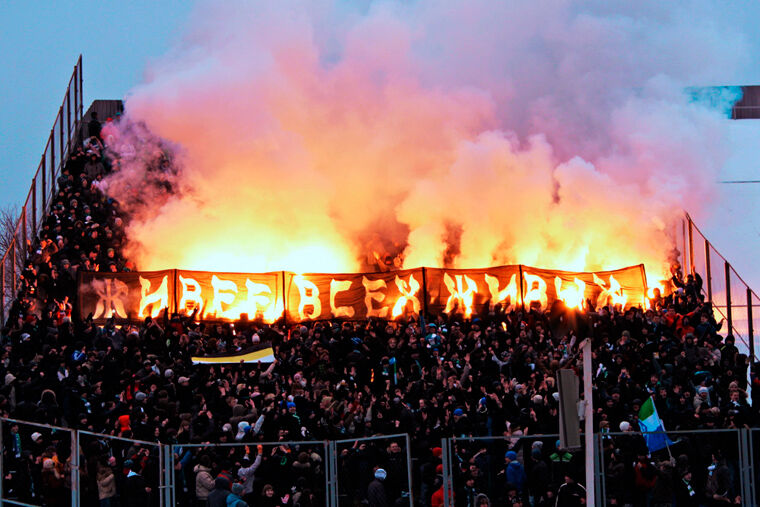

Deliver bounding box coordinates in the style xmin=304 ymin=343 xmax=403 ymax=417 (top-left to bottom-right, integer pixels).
xmin=73 ymin=71 xmax=78 ymax=141
xmin=21 ymin=208 xmax=27 ymax=263
xmin=681 ymin=218 xmax=687 ymax=275
xmin=739 ymin=429 xmax=755 ymax=505
xmin=0 ymin=419 xmax=4 ymax=504
xmin=50 ymin=132 xmax=56 ymax=198
xmin=32 ymin=177 xmax=37 ymax=233
xmin=705 ymin=239 xmax=712 ymax=302
xmin=71 ymin=428 xmax=80 ymax=507
xmin=41 ymin=153 xmax=47 ymax=213
xmin=404 ymin=433 xmax=414 ymax=506
xmin=726 ymin=262 xmax=733 ymax=334
xmin=167 ymin=444 xmax=177 ymax=507
xmin=66 ymin=92 xmax=72 ymax=154
xmin=59 ymin=108 xmax=64 ymax=169
xmin=11 ymin=238 xmax=17 ymax=296
xmin=1 ymin=258 xmax=5 ymax=320
xmin=441 ymin=438 xmax=454 ymax=507
xmin=687 ymin=216 xmax=694 ymax=274
xmin=748 ymin=288 xmax=755 ymax=363
xmin=596 ymin=433 xmax=606 ymax=503
xmin=329 ymin=440 xmax=340 ymax=507
xmin=79 ymin=56 xmax=84 ymax=122
xmin=160 ymin=444 xmax=172 ymax=507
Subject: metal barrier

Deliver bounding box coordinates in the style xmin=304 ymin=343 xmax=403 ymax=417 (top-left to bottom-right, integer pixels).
xmin=77 ymin=430 xmax=164 ymax=507
xmin=682 ymin=213 xmax=759 ymax=361
xmin=0 ymin=417 xmax=77 ymax=507
xmin=1 ymin=419 xmax=759 ymax=506
xmin=169 ymin=440 xmax=329 ymax=507
xmin=333 ymin=433 xmax=412 ymax=507
xmin=0 ymin=55 xmax=83 ymax=322
xmin=446 ymin=434 xmax=583 ymax=507
xmin=599 ymin=428 xmax=753 ymax=507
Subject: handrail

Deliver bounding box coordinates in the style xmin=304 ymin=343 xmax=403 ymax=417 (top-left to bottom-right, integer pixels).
xmin=684 ymin=212 xmax=757 ymax=359
xmin=0 ymin=55 xmax=83 ymax=323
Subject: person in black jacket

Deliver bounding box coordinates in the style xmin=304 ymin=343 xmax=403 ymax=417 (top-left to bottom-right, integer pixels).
xmin=368 ymin=468 xmax=389 ymax=507
xmin=88 ymin=112 xmax=102 ymax=140
xmin=207 ymin=476 xmax=231 ymax=507
xmin=122 ymin=460 xmax=150 ymax=507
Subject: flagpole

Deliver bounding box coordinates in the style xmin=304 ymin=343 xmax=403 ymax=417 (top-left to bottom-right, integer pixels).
xmin=582 ymin=338 xmax=595 ymax=506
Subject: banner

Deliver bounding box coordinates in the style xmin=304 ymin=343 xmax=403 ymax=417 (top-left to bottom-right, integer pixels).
xmin=175 ymin=270 xmax=283 ymax=322
xmin=283 ymin=268 xmax=424 ymax=322
xmin=78 ymin=270 xmax=175 ymax=322
xmin=78 ymin=264 xmax=647 ymax=324
xmin=425 ymin=265 xmax=522 ymax=318
xmin=191 ymin=347 xmax=275 ymax=365
xmin=520 ymin=264 xmax=648 ymax=312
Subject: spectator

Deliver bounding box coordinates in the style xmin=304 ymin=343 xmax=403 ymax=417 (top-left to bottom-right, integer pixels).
xmin=227 ymin=482 xmax=248 ymax=507
xmin=194 ymin=454 xmax=215 ymax=506
xmin=208 ymin=477 xmax=232 ymax=507
xmin=368 ymin=468 xmax=389 ymax=507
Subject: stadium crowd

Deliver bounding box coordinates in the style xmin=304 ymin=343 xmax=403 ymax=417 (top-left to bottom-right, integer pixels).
xmin=0 ymin=113 xmax=756 ymax=506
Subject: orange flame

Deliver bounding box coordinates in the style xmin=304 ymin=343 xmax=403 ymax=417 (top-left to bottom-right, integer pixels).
xmin=391 ymin=274 xmax=422 ymax=319
xmin=554 ymin=276 xmax=587 ymax=310
xmin=443 ymin=273 xmax=478 ymax=318
xmin=593 ymin=273 xmax=628 ymax=308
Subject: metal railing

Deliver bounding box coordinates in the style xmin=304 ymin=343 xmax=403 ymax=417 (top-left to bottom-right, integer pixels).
xmin=2 ymin=418 xmax=760 ymax=507
xmin=679 ymin=213 xmax=758 ymax=360
xmin=0 ymin=55 xmax=83 ymax=323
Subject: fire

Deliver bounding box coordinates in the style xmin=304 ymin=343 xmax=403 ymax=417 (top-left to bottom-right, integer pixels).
xmin=443 ymin=273 xmax=478 ymax=318
xmin=554 ymin=277 xmax=587 ymax=310
xmin=593 ymin=274 xmax=628 ymax=308
xmin=391 ymin=274 xmax=422 ymax=319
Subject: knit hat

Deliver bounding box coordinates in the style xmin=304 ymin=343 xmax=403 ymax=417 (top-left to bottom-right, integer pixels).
xmin=231 ymin=483 xmax=244 ymax=495
xmin=236 ymin=421 xmax=250 ymax=440
xmin=31 ymin=432 xmax=43 ymax=442
xmin=453 ymin=408 xmax=464 ymax=416
xmin=505 ymin=451 xmax=517 ymax=461
xmin=375 ymin=468 xmax=387 ymax=480
xmin=619 ymin=421 xmax=631 ymax=431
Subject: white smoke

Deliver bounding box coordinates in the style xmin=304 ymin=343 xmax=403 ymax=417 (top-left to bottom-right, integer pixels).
xmin=102 ymin=0 xmax=760 ymax=283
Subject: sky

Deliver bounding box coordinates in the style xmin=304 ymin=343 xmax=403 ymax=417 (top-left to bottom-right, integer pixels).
xmin=1 ymin=1 xmax=760 ymax=292
xmin=0 ymin=0 xmax=197 ymax=209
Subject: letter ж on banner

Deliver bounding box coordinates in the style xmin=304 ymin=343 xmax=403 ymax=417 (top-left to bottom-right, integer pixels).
xmin=77 ymin=269 xmax=175 ymax=324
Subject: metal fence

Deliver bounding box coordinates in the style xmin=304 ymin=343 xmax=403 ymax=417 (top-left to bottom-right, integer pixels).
xmin=0 ymin=55 xmax=83 ymax=322
xmin=446 ymin=434 xmax=585 ymax=506
xmin=333 ymin=433 xmax=412 ymax=507
xmin=679 ymin=214 xmax=758 ymax=360
xmin=0 ymin=417 xmax=77 ymax=507
xmin=3 ymin=420 xmax=760 ymax=506
xmin=167 ymin=440 xmax=330 ymax=507
xmin=599 ymin=428 xmax=755 ymax=507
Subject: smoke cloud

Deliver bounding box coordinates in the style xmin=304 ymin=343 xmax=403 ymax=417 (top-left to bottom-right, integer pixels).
xmin=102 ymin=0 xmax=760 ymax=284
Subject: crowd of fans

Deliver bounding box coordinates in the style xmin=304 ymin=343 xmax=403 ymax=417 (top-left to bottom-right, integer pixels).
xmin=0 ymin=112 xmax=757 ymax=506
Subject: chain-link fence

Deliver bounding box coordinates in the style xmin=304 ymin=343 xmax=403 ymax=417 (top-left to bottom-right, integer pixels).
xmin=0 ymin=417 xmax=77 ymax=506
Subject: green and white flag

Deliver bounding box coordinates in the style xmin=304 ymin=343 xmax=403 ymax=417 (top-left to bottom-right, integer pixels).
xmin=638 ymin=396 xmax=673 ymax=453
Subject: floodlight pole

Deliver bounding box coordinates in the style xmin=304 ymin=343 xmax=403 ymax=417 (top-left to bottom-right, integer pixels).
xmin=582 ymin=338 xmax=595 ymax=506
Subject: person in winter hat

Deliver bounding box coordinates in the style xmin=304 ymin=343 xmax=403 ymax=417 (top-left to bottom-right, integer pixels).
xmin=226 ymin=483 xmax=248 ymax=507
xmin=368 ymin=468 xmax=389 ymax=507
